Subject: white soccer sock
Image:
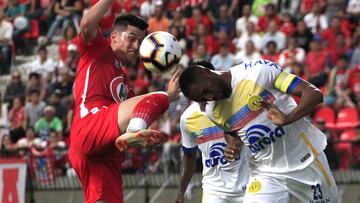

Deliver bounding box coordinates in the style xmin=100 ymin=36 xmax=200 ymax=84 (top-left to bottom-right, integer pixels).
xmin=126 ymin=118 xmax=148 ymax=133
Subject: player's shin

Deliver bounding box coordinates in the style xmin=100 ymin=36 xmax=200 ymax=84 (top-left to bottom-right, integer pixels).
xmin=116 ymin=92 xmax=170 ymax=151
xmin=126 ymin=92 xmax=170 ymax=132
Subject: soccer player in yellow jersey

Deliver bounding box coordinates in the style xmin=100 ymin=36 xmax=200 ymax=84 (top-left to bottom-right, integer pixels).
xmin=179 ymin=60 xmax=338 ymax=203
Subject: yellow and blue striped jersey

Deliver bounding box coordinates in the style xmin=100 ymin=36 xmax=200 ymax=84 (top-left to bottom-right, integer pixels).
xmin=180 ymin=102 xmax=249 ymax=196
xmin=205 ymin=59 xmax=327 ymax=173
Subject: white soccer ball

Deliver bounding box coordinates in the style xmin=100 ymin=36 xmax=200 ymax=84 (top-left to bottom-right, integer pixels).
xmin=139 ymin=31 xmax=182 ymax=74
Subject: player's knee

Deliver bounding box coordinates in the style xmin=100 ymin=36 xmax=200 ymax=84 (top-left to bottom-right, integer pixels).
xmin=147 ymin=91 xmax=170 ymax=113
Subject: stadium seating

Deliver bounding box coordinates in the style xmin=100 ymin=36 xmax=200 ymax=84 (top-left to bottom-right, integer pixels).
xmin=313 ymin=106 xmax=336 ymax=128
xmin=334 ymin=107 xmax=360 ymax=131
xmin=336 ymin=129 xmax=357 ymax=170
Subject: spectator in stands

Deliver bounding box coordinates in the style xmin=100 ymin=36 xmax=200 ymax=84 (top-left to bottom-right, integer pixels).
xmin=346 ymin=65 xmax=360 ymax=106
xmin=347 ymin=0 xmax=360 ymax=18
xmin=61 ymin=43 xmax=79 ymax=73
xmin=278 ymin=37 xmax=305 ymax=72
xmin=235 ymin=4 xmax=258 ymax=36
xmin=34 ymin=105 xmax=62 ymax=141
xmin=261 ymin=40 xmax=280 ymax=62
xmin=327 ymin=33 xmax=351 ymax=67
xmin=47 ymin=129 xmax=66 ymax=150
xmin=326 ymin=55 xmax=354 ymax=108
xmin=321 ymin=16 xmax=352 ymax=51
xmin=45 ymin=0 xmax=82 ymax=43
xmin=3 ymin=70 xmax=26 ymax=104
xmin=0 ymin=94 xmax=9 ymax=144
xmin=139 ymin=0 xmax=154 ymax=19
xmin=169 ymin=7 xmax=186 ymax=37
xmin=213 ymin=31 xmax=236 ymax=54
xmin=291 ymin=62 xmax=307 ymax=80
xmin=190 ymin=43 xmax=210 ymax=63
xmin=25 ymin=89 xmax=45 ymax=128
xmin=293 ymin=20 xmax=313 ymax=52
xmin=185 ymin=7 xmax=211 ymax=37
xmin=250 ymin=0 xmax=272 ymax=17
xmin=261 ymin=20 xmax=286 ymax=51
xmin=28 ymin=0 xmax=54 ymax=35
xmin=213 ymin=4 xmax=235 ymax=37
xmin=0 ymin=8 xmax=13 ymax=75
xmin=234 ymin=40 xmax=261 ymax=64
xmin=8 ymin=96 xmax=26 ymax=142
xmin=48 ymin=67 xmax=73 ymax=99
xmin=5 ymin=0 xmax=29 ymax=37
xmin=192 ymin=24 xmax=215 ymax=56
xmin=1 ymin=134 xmax=18 ymax=157
xmin=326 ymin=0 xmax=345 ymax=21
xmin=304 ymin=40 xmax=328 ymax=87
xmin=279 ymin=12 xmax=296 ymax=37
xmin=350 ymin=35 xmax=360 ymax=69
xmin=303 ymin=1 xmax=328 ymax=35
xmin=210 ymin=44 xmax=234 ymax=71
xmin=148 ymin=1 xmax=170 ymax=33
xmin=205 ymin=0 xmax=231 ymax=23
xmin=17 ymin=126 xmax=41 ymax=156
xmin=26 ymin=72 xmax=46 ymax=100
xmin=278 ymin=0 xmax=300 ymax=18
xmin=234 ymin=21 xmax=261 ymax=51
xmin=26 ymin=46 xmax=57 ymax=83
xmin=47 ymin=91 xmax=68 ymax=122
xmin=257 ymin=3 xmax=281 ymax=33
xmin=168 ymin=25 xmax=186 ymax=54
xmin=58 ymin=25 xmax=76 ymax=63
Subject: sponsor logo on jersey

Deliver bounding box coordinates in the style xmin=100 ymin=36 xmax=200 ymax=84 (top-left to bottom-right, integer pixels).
xmin=248 ymin=95 xmax=262 ymax=111
xmin=248 ymin=179 xmax=262 ymax=193
xmin=110 ymin=76 xmax=128 ymax=103
xmin=246 ymin=124 xmax=285 ymax=154
xmin=205 ymin=143 xmax=229 ymax=168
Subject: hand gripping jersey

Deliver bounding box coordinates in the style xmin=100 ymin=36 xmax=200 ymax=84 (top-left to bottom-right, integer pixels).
xmin=205 ymin=59 xmax=327 ymax=174
xmin=180 ymin=102 xmax=249 ymax=196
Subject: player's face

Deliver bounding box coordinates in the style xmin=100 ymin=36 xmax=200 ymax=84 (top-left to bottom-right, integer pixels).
xmin=190 ymin=74 xmax=231 ymax=102
xmin=112 ymin=25 xmax=146 ymax=63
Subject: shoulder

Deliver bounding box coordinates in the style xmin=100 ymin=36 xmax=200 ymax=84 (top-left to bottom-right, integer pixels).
xmin=181 ymin=103 xmax=199 ymax=122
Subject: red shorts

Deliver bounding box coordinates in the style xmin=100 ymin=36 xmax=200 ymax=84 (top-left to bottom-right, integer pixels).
xmin=69 ymin=104 xmax=124 ymax=203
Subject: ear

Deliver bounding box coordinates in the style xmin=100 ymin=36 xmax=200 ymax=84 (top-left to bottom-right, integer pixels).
xmin=110 ymin=32 xmax=117 ymax=43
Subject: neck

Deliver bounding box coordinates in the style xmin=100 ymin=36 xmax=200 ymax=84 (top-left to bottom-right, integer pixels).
xmin=222 ymin=71 xmax=232 ymax=91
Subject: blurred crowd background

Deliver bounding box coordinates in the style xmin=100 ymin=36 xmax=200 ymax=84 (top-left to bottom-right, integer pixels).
xmin=0 ymin=0 xmax=359 ymax=183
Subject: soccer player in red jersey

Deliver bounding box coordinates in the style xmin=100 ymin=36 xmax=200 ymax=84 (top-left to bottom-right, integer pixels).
xmin=68 ymin=0 xmax=180 ymax=202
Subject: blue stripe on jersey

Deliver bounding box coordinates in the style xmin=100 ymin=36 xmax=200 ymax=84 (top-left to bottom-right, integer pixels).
xmin=287 ymin=77 xmax=302 ymax=94
xmin=227 ymin=90 xmax=271 ymax=127
xmin=182 ymin=146 xmax=198 ymax=154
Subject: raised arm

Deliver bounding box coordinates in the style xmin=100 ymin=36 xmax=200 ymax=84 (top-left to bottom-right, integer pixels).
xmin=261 ymin=79 xmax=323 ymax=126
xmin=174 ymin=152 xmax=197 ymax=203
xmin=80 ymin=0 xmax=113 ymax=43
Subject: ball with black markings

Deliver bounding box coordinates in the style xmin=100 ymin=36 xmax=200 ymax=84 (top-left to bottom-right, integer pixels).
xmin=139 ymin=31 xmax=182 ymax=74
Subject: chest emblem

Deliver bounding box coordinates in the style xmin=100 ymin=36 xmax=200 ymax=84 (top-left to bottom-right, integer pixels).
xmin=110 ymin=76 xmax=128 ymax=103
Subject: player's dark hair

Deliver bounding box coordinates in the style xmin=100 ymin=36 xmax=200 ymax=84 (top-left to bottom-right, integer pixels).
xmin=114 ymin=14 xmax=148 ymax=31
xmin=179 ymin=65 xmax=203 ymax=98
xmin=180 ymin=61 xmax=215 ymax=98
xmin=192 ymin=60 xmax=216 ymax=70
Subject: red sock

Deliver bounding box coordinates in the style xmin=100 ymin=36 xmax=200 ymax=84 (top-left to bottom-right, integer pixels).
xmin=131 ymin=92 xmax=170 ymax=127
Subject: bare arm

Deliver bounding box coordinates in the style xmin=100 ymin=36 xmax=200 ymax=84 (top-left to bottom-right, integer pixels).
xmin=174 ymin=152 xmax=197 ymax=203
xmin=80 ymin=0 xmax=113 ymax=43
xmin=261 ymin=80 xmax=323 ymax=126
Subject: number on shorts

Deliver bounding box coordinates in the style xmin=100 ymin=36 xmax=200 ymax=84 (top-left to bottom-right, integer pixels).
xmin=311 ymin=184 xmax=323 ymax=200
